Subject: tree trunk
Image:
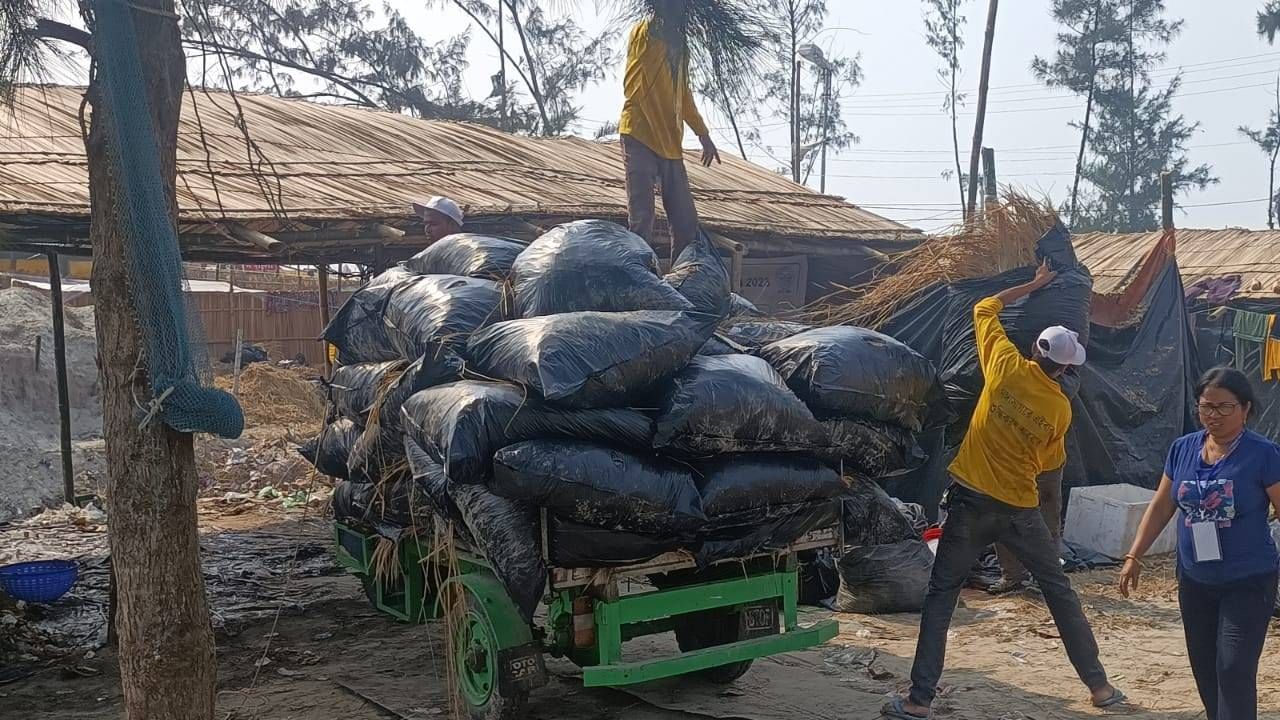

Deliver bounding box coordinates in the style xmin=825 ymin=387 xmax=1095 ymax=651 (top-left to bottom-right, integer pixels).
xmin=86 ymin=1 xmax=217 ymax=718
xmin=503 ymin=0 xmax=552 ymax=135
xmin=965 ymin=0 xmax=999 ymax=220
xmin=950 ymin=61 xmax=964 ymax=210
xmin=1069 ymin=80 xmax=1095 ymax=226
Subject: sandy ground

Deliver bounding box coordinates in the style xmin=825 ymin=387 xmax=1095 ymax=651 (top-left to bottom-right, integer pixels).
xmin=2 ymin=506 xmax=1278 ymax=720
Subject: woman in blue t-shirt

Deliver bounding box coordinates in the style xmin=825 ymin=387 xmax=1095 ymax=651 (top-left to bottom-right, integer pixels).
xmin=1119 ymin=367 xmax=1280 ymax=720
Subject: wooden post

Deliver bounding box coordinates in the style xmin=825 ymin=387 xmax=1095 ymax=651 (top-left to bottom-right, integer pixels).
xmin=231 ymin=328 xmax=244 ymax=396
xmin=47 ymin=252 xmax=75 ymax=505
xmin=318 ymin=264 xmax=332 ymax=377
xmin=966 ymin=0 xmax=1000 ymax=220
xmin=982 ymin=147 xmax=998 ymax=215
xmin=1161 ymin=171 xmax=1174 ymax=230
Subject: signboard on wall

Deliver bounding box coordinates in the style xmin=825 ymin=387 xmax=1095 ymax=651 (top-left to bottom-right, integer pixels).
xmin=738 ymin=255 xmax=808 ymax=313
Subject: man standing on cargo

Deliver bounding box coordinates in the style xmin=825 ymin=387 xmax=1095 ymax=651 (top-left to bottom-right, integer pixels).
xmin=619 ymin=2 xmax=720 ymax=261
xmin=883 ymin=261 xmax=1125 ymax=720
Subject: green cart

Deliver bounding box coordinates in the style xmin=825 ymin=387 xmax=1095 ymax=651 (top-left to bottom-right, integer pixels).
xmin=334 ymin=514 xmax=840 ymax=720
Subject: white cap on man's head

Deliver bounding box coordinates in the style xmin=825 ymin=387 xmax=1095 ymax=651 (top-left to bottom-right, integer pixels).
xmin=1036 ymin=326 xmax=1087 ymax=366
xmin=412 ymin=196 xmax=464 ymax=226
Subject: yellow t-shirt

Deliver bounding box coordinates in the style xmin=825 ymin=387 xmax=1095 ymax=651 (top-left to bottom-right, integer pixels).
xmin=948 ymin=297 xmax=1071 ymax=508
xmin=618 ymin=19 xmax=710 ymax=161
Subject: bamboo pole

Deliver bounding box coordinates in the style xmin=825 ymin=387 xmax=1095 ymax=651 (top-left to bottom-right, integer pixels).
xmin=966 ymin=0 xmax=1000 ymax=219
xmin=47 ymin=252 xmax=75 ymax=505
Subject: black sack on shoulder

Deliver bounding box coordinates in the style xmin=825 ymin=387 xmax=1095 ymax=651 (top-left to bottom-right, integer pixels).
xmin=466 ymin=310 xmax=717 ymax=408
xmin=383 ymin=274 xmax=505 ymax=359
xmin=491 ymin=440 xmax=705 ymax=536
xmin=758 ymin=326 xmax=941 ymax=432
xmin=653 ymin=355 xmax=830 ymax=458
xmin=404 ymin=233 xmax=526 ymax=280
xmin=663 ymin=231 xmax=731 ymax=317
xmin=400 ymin=381 xmax=655 ymax=485
xmin=510 ymin=219 xmax=692 ymax=317
xmin=322 ymin=266 xmax=413 ymax=364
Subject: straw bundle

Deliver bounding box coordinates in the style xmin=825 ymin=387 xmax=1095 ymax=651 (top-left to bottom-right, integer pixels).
xmin=805 ymin=193 xmax=1058 ymax=329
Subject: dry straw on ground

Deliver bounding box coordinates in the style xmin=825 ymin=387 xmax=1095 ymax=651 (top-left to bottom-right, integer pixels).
xmin=805 ymin=193 xmax=1059 ymax=329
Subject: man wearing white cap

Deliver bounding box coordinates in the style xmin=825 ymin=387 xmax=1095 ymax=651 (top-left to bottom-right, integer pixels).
xmin=885 ymin=261 xmax=1125 ymax=720
xmin=412 ymin=196 xmax=464 ymax=243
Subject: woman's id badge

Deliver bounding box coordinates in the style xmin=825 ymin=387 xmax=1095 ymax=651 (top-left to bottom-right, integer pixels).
xmin=1190 ymin=521 xmax=1222 ymax=562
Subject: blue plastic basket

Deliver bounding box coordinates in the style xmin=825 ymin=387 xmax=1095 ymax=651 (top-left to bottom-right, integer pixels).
xmin=0 ymin=560 xmax=78 ymax=603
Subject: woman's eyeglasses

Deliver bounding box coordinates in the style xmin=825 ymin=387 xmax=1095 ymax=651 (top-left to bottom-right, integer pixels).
xmin=1197 ymin=402 xmax=1239 ymax=417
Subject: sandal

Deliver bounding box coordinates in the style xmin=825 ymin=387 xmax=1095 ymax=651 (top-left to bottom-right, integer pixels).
xmin=1092 ymin=688 xmax=1127 ymax=708
xmin=986 ymin=575 xmax=1028 ymax=595
xmin=881 ymin=697 xmax=930 ymax=720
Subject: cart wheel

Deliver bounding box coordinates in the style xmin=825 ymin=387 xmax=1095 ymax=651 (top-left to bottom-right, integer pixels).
xmin=452 ymin=590 xmax=528 ymax=720
xmin=673 ymin=605 xmax=772 ymax=684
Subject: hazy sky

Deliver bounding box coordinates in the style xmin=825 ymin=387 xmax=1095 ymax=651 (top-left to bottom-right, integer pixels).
xmin=397 ymin=0 xmax=1280 ymax=234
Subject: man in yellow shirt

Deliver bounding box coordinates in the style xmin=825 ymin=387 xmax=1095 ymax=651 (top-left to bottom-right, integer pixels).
xmin=619 ymin=6 xmax=720 ymax=261
xmin=885 ymin=262 xmax=1125 ymax=720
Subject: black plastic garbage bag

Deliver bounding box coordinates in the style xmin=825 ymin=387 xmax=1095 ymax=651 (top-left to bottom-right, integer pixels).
xmin=758 ymin=326 xmax=941 ymax=431
xmin=404 ymin=233 xmax=525 ymax=280
xmin=347 ymin=345 xmax=465 ymax=483
xmin=721 ymin=320 xmax=811 ymax=349
xmin=467 ymin=310 xmax=717 ymax=408
xmin=384 ymin=274 xmax=505 ymax=359
xmin=328 ymin=360 xmax=407 ymax=425
xmin=840 ymin=476 xmax=917 ymax=547
xmin=818 ymin=418 xmax=928 ymax=479
xmin=697 ymin=333 xmax=749 ymax=356
xmin=400 ymin=381 xmax=655 ymax=485
xmin=298 ymin=418 xmax=361 ymax=479
xmin=404 ymin=436 xmax=470 ymax=534
xmin=492 ymin=440 xmax=705 ymax=536
xmin=835 ymin=540 xmax=934 ymax=614
xmin=510 ymin=219 xmax=692 ymax=317
xmin=220 ymin=343 xmax=268 ymax=365
xmin=798 ymin=549 xmax=839 ymax=607
xmin=727 ymin=293 xmax=763 ymax=319
xmin=546 ymin=517 xmax=681 ymax=567
xmin=653 ymin=355 xmax=830 ymax=458
xmin=698 ymin=499 xmax=840 ymax=566
xmin=323 ymin=266 xmax=414 ymax=364
xmin=332 ymin=480 xmax=415 ymax=540
xmin=695 ymin=454 xmax=847 ymax=516
xmin=663 ymin=231 xmax=730 ymax=317
xmin=404 ymin=448 xmax=544 ymax=621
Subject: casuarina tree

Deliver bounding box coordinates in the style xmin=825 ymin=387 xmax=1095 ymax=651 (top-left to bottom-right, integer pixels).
xmin=2 ymin=1 xmax=216 ymax=718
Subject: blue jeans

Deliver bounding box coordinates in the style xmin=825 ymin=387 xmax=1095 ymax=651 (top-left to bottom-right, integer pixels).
xmin=907 ymin=482 xmax=1109 ymax=707
xmin=1179 ymin=569 xmax=1278 ymax=720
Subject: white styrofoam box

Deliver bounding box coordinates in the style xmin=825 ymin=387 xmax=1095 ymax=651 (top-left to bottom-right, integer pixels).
xmin=1064 ymin=484 xmax=1178 ymax=558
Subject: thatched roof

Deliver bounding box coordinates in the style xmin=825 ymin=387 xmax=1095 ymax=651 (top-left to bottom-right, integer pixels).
xmin=1075 ymin=228 xmax=1280 ymax=300
xmin=0 ymin=85 xmax=918 ymax=264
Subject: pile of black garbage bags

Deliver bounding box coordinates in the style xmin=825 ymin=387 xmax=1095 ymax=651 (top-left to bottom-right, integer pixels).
xmin=300 ymin=221 xmax=943 ymax=620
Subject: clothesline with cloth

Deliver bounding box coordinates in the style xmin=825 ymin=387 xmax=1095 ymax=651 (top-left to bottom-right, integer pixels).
xmin=1231 ymin=308 xmax=1280 ymax=382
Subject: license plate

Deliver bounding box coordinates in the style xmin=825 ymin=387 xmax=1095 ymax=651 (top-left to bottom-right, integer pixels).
xmin=743 ymin=604 xmax=777 ymax=634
